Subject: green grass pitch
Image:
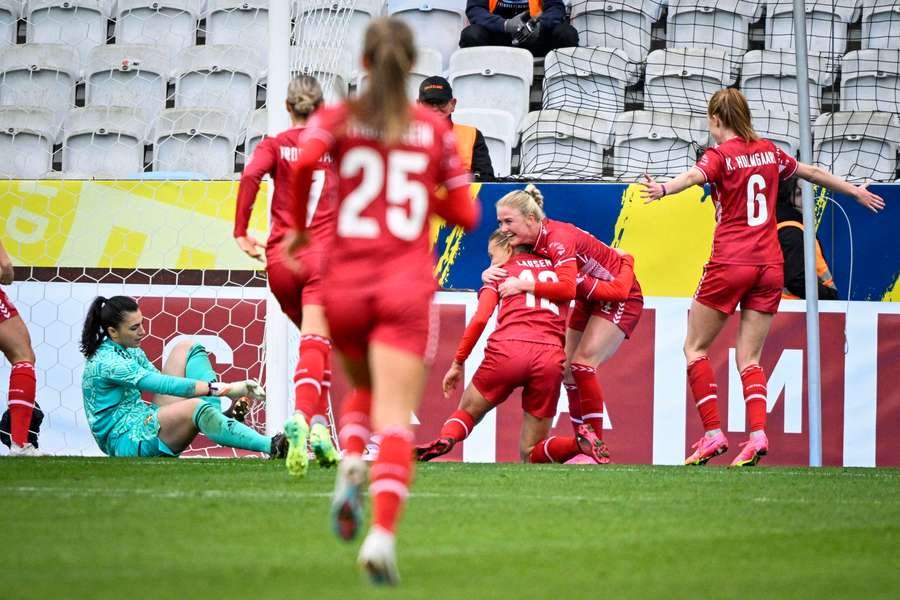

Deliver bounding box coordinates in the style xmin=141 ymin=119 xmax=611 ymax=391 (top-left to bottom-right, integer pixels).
xmin=2 ymin=458 xmax=898 ymax=599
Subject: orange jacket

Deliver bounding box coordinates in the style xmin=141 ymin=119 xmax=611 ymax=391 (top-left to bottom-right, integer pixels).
xmin=489 ymin=0 xmax=542 ymax=17
xmin=777 ymin=220 xmax=837 ymax=299
xmin=453 ymin=123 xmax=476 ymax=171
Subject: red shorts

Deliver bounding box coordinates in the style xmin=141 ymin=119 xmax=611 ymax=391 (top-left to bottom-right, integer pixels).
xmin=324 ymin=285 xmax=438 ymax=362
xmin=0 ymin=288 xmax=19 ymax=323
xmin=471 ymin=341 xmax=565 ymax=419
xmin=569 ymin=290 xmax=644 ymax=338
xmin=265 ymin=246 xmax=324 ymax=327
xmin=694 ymin=262 xmax=783 ymax=315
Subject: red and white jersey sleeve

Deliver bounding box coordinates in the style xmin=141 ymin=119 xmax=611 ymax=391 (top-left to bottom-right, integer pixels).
xmin=532 ymin=218 xmax=624 ymax=282
xmin=694 ymin=137 xmax=797 ymax=265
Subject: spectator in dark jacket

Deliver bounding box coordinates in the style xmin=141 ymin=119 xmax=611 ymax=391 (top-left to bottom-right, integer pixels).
xmin=776 ymin=176 xmax=838 ymax=300
xmin=460 ymin=0 xmax=578 ymax=57
xmin=418 ymin=76 xmax=495 ymax=181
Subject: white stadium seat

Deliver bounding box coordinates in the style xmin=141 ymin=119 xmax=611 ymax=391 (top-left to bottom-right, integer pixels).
xmin=813 ymin=111 xmax=900 ymax=182
xmin=861 ymin=0 xmax=900 ymax=50
xmin=205 ymin=0 xmax=269 ymax=51
xmin=741 ymin=50 xmax=834 ymax=120
xmin=542 ymin=47 xmax=638 ymax=113
xmin=388 ymin=0 xmax=466 ymax=70
xmin=449 ymin=46 xmax=533 ymax=131
xmin=453 ymin=108 xmax=516 ymax=177
xmin=294 ymin=0 xmax=383 ymax=79
xmin=85 ymin=44 xmax=171 ymax=125
xmin=62 ymin=106 xmax=148 ymax=177
xmin=289 ymin=46 xmax=353 ymax=104
xmin=519 ymin=109 xmax=613 ymax=179
xmin=0 ymin=106 xmax=57 ymax=178
xmin=244 ymin=106 xmax=266 ymax=159
xmin=667 ymin=0 xmax=762 ymax=61
xmin=569 ymin=0 xmax=665 ymax=63
xmin=0 ymin=43 xmax=79 ymax=128
xmin=766 ymin=0 xmax=859 ymax=60
xmin=173 ymin=45 xmax=263 ymax=127
xmin=1 ymin=0 xmax=20 ymax=48
xmin=840 ymin=49 xmax=900 ymax=113
xmin=754 ymin=110 xmax=801 ymax=156
xmin=25 ymin=0 xmax=107 ymax=67
xmin=611 ymin=111 xmax=709 ymax=179
xmin=115 ymin=0 xmax=202 ymax=60
xmin=644 ymin=49 xmax=737 ymax=115
xmin=357 ymin=46 xmax=442 ymax=100
xmin=153 ymin=107 xmax=240 ymax=178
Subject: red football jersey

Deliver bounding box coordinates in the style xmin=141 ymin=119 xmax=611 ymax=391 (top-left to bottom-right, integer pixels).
xmin=482 ymin=252 xmax=569 ymax=347
xmin=694 ymin=136 xmax=798 ymax=265
xmin=234 ymin=126 xmax=337 ymax=247
xmin=531 ymin=218 xmax=630 ymax=284
xmin=301 ymin=102 xmax=473 ymax=291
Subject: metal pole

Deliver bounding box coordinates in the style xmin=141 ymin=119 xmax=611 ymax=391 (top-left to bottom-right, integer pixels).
xmin=263 ymin=0 xmax=291 ymax=435
xmin=792 ymin=0 xmax=823 ymax=467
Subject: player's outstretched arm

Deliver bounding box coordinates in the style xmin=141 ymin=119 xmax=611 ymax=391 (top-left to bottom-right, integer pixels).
xmin=641 ymin=169 xmax=706 ymax=203
xmin=794 ymin=163 xmax=886 ymax=213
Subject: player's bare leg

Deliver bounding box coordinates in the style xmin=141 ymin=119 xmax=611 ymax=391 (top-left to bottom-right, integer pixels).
xmin=519 ymin=413 xmax=552 ymax=462
xmin=684 ymin=301 xmax=732 ymax=465
xmin=731 ymin=308 xmax=775 ymax=466
xmin=417 ymin=384 xmax=493 ymax=462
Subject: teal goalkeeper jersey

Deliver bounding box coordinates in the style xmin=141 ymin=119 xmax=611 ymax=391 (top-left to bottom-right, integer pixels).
xmin=82 ymin=339 xmax=197 ymax=454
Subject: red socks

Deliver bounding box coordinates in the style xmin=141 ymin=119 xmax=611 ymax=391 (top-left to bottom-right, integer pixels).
xmin=370 ymin=427 xmax=414 ymax=534
xmin=687 ymin=356 xmax=721 ymax=432
xmin=438 ymin=409 xmax=475 ymax=443
xmin=571 ymin=363 xmax=604 ymax=435
xmin=293 ymin=335 xmax=331 ymax=422
xmin=564 ymin=381 xmax=582 ymax=434
xmin=528 ymin=436 xmax=581 ymax=463
xmin=9 ymin=361 xmax=36 ymax=447
xmin=337 ymin=388 xmax=371 ymax=456
xmin=741 ymin=364 xmax=768 ymax=432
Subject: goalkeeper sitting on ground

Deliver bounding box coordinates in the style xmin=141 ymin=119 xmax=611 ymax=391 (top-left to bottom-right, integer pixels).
xmin=80 ymin=295 xmax=287 ymax=458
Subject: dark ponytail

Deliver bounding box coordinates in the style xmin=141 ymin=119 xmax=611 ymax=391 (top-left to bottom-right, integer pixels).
xmin=80 ymin=295 xmax=140 ymax=357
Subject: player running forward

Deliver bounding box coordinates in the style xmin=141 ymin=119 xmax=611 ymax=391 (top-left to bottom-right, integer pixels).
xmin=488 ymin=184 xmax=641 ymax=463
xmin=641 ymin=88 xmax=885 ymax=467
xmin=0 ymin=239 xmax=40 ymax=456
xmin=287 ymin=19 xmax=479 ymax=585
xmin=418 ymin=231 xmax=634 ymax=464
xmin=234 ymin=75 xmax=339 ymax=476
xmin=80 ymin=296 xmax=287 ymax=459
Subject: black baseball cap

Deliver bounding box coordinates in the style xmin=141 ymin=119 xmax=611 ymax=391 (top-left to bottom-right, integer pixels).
xmin=418 ymin=76 xmax=453 ymax=104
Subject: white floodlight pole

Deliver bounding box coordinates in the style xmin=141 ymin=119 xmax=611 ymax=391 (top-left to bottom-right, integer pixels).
xmin=792 ymin=0 xmax=823 ymax=467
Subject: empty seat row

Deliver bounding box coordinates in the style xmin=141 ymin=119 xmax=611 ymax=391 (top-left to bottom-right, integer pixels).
xmin=0 ymin=43 xmax=264 ymax=128
xmin=0 ymin=105 xmax=258 ymax=179
xmin=542 ymin=47 xmax=900 ymax=118
xmin=519 ymin=108 xmax=900 ymax=182
xmin=0 ymin=1 xmax=270 ymax=64
xmin=571 ymin=0 xmax=899 ymax=64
